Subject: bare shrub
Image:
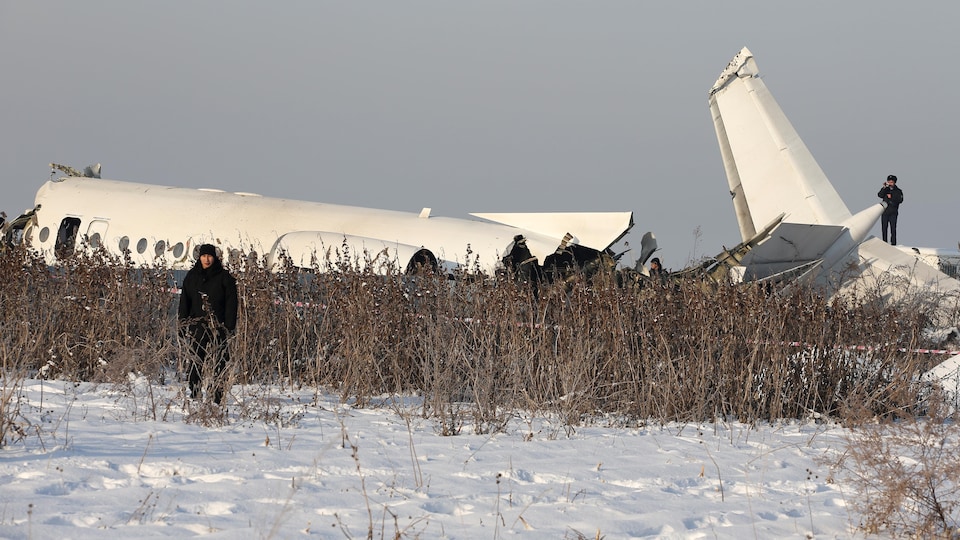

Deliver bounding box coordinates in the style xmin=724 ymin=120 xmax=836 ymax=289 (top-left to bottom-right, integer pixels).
xmin=0 ymin=244 xmax=177 ymax=382
xmin=0 ymin=373 xmax=28 ymax=446
xmin=830 ymin=395 xmax=960 ymax=537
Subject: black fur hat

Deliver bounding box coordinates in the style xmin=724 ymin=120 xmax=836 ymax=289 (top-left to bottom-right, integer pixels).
xmin=198 ymin=244 xmax=217 ymax=258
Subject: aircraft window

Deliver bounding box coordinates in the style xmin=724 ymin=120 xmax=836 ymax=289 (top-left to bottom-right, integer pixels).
xmin=119 ymin=236 xmax=130 ymax=252
xmin=39 ymin=227 xmax=50 ymax=243
xmin=155 ymin=240 xmax=166 ymax=258
xmin=55 ymin=217 xmax=81 ymax=259
xmin=173 ymin=242 xmax=184 ymax=258
xmin=89 ymin=232 xmax=101 ymax=249
xmin=137 ymin=238 xmax=147 ymax=254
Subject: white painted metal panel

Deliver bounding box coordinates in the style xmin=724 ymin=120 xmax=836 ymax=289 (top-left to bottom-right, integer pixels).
xmin=29 ymin=176 xmax=634 ymax=275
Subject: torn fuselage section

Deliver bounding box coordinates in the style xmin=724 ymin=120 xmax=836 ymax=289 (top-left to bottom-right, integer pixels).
xmin=501 ymin=233 xmax=621 ymax=287
xmin=1 ymin=205 xmax=41 ymax=249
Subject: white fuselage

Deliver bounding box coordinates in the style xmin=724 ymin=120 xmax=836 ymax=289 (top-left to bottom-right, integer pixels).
xmin=26 ymin=176 xmax=633 ymax=274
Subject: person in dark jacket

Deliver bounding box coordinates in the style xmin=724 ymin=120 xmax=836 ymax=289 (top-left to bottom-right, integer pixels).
xmin=647 ymin=257 xmax=668 ymax=286
xmin=178 ymin=244 xmax=238 ymax=404
xmin=877 ymin=174 xmax=904 ymax=245
xmin=649 ymin=257 xmax=664 ymax=277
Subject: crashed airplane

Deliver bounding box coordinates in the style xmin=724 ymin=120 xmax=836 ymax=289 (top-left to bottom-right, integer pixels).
xmin=699 ymin=47 xmax=960 ymax=323
xmin=5 ymin=163 xmax=635 ymax=280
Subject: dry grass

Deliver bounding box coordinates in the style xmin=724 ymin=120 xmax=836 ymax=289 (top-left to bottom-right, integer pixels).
xmin=1 ymin=242 xmax=953 ymax=430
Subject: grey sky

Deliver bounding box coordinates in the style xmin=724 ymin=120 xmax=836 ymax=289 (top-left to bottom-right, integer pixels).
xmin=3 ymin=2 xmax=957 ymax=270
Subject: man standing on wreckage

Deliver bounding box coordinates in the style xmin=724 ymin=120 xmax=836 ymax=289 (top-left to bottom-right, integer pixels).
xmin=178 ymin=244 xmax=238 ymax=405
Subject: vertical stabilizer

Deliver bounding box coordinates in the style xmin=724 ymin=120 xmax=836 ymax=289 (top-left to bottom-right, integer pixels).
xmin=709 ymin=48 xmax=852 ymax=242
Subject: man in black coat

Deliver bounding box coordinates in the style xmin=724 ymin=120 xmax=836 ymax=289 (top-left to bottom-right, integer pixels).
xmin=178 ymin=244 xmax=238 ymax=404
xmin=877 ymin=174 xmax=904 ymax=245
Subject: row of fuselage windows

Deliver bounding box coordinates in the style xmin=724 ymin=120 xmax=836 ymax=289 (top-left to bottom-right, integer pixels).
xmin=44 ymin=217 xmax=238 ymax=261
xmin=41 ymin=216 xmax=432 ymax=271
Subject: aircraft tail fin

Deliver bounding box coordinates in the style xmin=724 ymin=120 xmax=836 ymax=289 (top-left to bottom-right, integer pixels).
xmin=709 ymin=47 xmax=852 ymax=242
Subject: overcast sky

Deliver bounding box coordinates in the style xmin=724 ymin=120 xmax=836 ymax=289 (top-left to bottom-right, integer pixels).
xmin=3 ymin=2 xmax=958 ymax=270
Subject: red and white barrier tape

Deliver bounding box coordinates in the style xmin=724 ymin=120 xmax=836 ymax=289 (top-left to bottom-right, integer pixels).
xmin=765 ymin=340 xmax=960 ymax=356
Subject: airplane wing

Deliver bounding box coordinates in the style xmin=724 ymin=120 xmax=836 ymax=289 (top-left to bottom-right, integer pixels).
xmin=469 ymin=212 xmax=634 ymax=251
xmin=709 ymin=47 xmax=852 ymax=241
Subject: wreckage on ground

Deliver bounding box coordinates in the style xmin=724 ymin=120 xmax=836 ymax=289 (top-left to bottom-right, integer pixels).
xmin=680 ymin=47 xmax=960 ymax=325
xmin=4 ymin=47 xmax=958 ymax=304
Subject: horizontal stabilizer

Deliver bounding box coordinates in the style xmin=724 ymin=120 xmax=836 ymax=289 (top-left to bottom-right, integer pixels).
xmin=755 ymin=259 xmax=823 ymax=286
xmin=739 ymin=222 xmax=845 ymax=279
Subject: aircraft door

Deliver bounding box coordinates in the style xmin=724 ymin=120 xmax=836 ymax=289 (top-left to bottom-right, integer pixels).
xmin=55 ymin=217 xmax=81 ymax=259
xmin=86 ymin=219 xmax=110 ymax=250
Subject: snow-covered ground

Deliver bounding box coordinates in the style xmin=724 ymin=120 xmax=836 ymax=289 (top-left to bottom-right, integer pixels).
xmin=0 ymin=378 xmax=860 ymax=539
